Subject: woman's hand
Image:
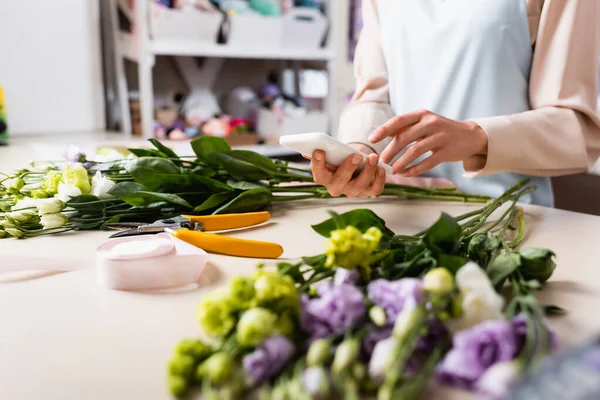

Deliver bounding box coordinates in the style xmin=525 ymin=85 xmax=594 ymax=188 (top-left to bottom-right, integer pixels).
xmin=368 ymin=109 xmax=488 ymax=176
xmin=308 ymin=143 xmax=387 ymax=198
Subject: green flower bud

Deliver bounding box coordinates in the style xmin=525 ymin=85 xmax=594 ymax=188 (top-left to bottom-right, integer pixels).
xmin=423 ymin=268 xmax=454 ymax=295
xmin=324 ymin=226 xmax=382 ymax=270
xmin=302 ymin=366 xmax=330 ymax=397
xmin=253 ymin=270 xmax=299 ymax=310
xmin=168 ymin=375 xmax=189 ymax=398
xmin=393 ymin=307 xmax=426 ymax=340
xmin=31 ymin=189 xmax=50 ymax=199
xmin=196 ymin=353 xmax=235 ymax=385
xmin=307 ymin=339 xmax=331 ymax=366
xmin=5 ymin=228 xmax=24 ymax=238
xmin=196 ymin=288 xmax=236 ymax=338
xmin=332 ymin=339 xmax=360 ymax=374
xmin=228 ymin=275 xmax=256 ymax=310
xmin=0 ymin=230 xmax=6 ymax=239
xmin=236 ymin=307 xmax=277 ymax=347
xmin=62 ymin=164 xmax=91 ymax=194
xmin=42 ymin=171 xmax=62 ymax=195
xmin=168 ymin=354 xmax=195 ymax=378
xmin=519 ymin=248 xmax=556 ymax=284
xmin=275 ymin=311 xmax=296 ymax=338
xmin=369 ymin=306 xmax=387 ymax=327
xmin=175 ymin=338 xmax=212 ymax=361
xmin=352 ymin=363 xmax=367 ymax=381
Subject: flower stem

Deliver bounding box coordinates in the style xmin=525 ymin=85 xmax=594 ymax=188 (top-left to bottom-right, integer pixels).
xmin=390 ymin=345 xmax=445 ymax=400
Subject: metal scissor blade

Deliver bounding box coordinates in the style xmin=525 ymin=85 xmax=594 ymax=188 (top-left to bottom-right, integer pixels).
xmin=108 ymin=229 xmax=148 ymax=238
xmin=105 ymin=222 xmax=147 ymax=231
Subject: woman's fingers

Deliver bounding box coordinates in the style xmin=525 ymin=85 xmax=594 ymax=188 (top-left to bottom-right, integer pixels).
xmin=311 ymin=150 xmax=334 ymax=186
xmin=368 ymin=109 xmax=428 ymax=143
xmin=391 ymin=134 xmax=442 ymax=174
xmin=380 ymin=112 xmax=443 ymax=164
xmin=328 ymin=154 xmax=363 ymax=197
xmin=362 ymin=166 xmax=386 ymax=196
xmin=344 ymin=154 xmax=379 ymax=198
xmin=402 ymin=151 xmax=445 ymax=177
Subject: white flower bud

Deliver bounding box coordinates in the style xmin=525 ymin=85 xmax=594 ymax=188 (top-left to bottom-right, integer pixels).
xmin=40 ymin=213 xmax=68 ymax=229
xmin=91 ymin=171 xmax=115 ymax=199
xmin=36 ymin=198 xmax=65 ymax=215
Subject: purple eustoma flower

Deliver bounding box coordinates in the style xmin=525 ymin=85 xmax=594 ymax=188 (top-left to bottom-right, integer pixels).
xmin=363 ymin=326 xmax=393 ymax=357
xmin=300 ymin=282 xmax=366 ymax=339
xmin=436 ymin=319 xmax=517 ymax=389
xmin=242 ymin=335 xmax=295 ymax=385
xmin=367 ymin=278 xmax=423 ymax=325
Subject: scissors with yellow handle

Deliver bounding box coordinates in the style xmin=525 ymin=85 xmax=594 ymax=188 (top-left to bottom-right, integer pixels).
xmin=105 ymin=211 xmax=283 ymax=259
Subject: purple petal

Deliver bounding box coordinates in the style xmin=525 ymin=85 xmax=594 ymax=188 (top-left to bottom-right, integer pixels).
xmin=367 ymin=279 xmax=423 ymax=325
xmin=243 ymin=335 xmax=295 ymax=385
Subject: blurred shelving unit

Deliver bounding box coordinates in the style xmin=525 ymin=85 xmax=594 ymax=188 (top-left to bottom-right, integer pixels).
xmin=109 ymin=0 xmax=339 ymax=144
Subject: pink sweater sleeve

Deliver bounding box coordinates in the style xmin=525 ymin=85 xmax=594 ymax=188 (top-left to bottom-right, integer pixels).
xmin=337 ymin=0 xmax=393 ymax=155
xmin=466 ymin=0 xmax=600 ymax=176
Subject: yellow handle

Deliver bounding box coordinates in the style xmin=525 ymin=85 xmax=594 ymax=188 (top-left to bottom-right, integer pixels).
xmin=182 ymin=212 xmax=271 ymax=232
xmin=172 ymin=229 xmax=283 ymax=259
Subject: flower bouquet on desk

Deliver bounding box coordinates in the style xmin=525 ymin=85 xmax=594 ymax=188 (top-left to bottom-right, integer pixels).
xmin=0 ymin=137 xmax=490 ymax=240
xmin=166 ymin=196 xmax=564 ymax=399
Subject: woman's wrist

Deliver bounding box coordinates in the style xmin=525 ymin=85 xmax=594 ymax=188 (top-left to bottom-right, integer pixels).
xmin=466 ymin=121 xmax=488 ymax=156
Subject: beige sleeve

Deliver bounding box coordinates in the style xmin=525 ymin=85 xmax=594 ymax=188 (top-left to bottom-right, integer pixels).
xmin=337 ymin=0 xmax=392 ymax=155
xmin=466 ymin=0 xmax=600 ymax=177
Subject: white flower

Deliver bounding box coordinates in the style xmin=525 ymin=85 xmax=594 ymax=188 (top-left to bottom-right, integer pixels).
xmin=368 ymin=336 xmax=398 ymax=379
xmin=21 ymin=182 xmax=43 ymax=192
xmin=36 ymin=198 xmax=65 ymax=215
xmin=302 ymin=366 xmax=330 ymax=397
xmin=40 ymin=213 xmax=68 ymax=229
xmin=91 ymin=171 xmax=115 ymax=199
xmin=448 ymin=262 xmax=505 ymax=333
xmin=475 ymin=361 xmax=519 ymax=398
xmin=54 ymin=182 xmax=82 ymax=203
xmin=92 ymin=149 xmax=126 ymax=163
xmin=7 ymin=210 xmax=35 ymax=222
xmin=64 ymin=144 xmax=86 ymax=162
xmin=13 ymin=197 xmax=38 ymax=211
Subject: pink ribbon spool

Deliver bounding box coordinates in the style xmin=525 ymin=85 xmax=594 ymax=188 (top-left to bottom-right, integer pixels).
xmin=95 ymin=233 xmax=208 ymax=291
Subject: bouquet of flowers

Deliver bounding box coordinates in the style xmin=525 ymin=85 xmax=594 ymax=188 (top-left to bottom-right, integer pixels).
xmin=0 ymin=137 xmax=489 ymax=239
xmin=167 ymin=181 xmax=561 ymax=399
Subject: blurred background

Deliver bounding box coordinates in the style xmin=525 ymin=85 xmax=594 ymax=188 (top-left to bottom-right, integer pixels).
xmin=0 ymin=0 xmax=598 ymax=215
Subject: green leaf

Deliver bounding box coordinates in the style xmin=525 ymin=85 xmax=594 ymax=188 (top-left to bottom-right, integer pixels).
xmin=148 ymin=138 xmax=179 ymax=159
xmin=311 ymin=209 xmax=395 ymax=238
xmin=209 ymin=152 xmax=274 ymax=181
xmin=224 ymin=150 xmax=277 ymax=172
xmin=67 ymin=195 xmax=104 ymax=210
xmin=126 ymin=157 xmax=180 ymax=189
xmin=101 ymin=215 xmax=122 ymax=230
xmin=438 ymin=254 xmax=468 ymax=274
xmin=327 ymin=210 xmax=346 ymax=230
xmin=191 ymin=136 xmax=231 ymax=162
xmin=213 ymin=188 xmax=272 ymax=214
xmin=192 ymin=192 xmax=233 ymax=213
xmin=152 ymin=174 xmax=234 ymax=193
xmin=277 ymin=262 xmax=305 ymax=284
xmin=226 ymin=180 xmax=269 ymax=190
xmin=191 ymin=166 xmax=216 ymax=177
xmin=107 ymin=182 xmax=191 ymax=208
xmin=127 ymin=148 xmax=168 ymax=158
xmin=136 ymin=192 xmax=192 ymax=208
xmin=423 ymin=213 xmax=462 ymax=254
xmin=486 ymin=253 xmax=522 ymax=286
xmin=302 ymin=254 xmax=327 ymax=267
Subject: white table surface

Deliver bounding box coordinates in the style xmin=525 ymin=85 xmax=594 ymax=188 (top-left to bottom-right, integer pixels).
xmin=2 ymin=134 xmax=600 ymax=400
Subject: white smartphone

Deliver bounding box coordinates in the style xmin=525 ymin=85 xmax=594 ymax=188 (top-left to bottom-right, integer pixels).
xmin=279 ymin=132 xmax=394 ymax=174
